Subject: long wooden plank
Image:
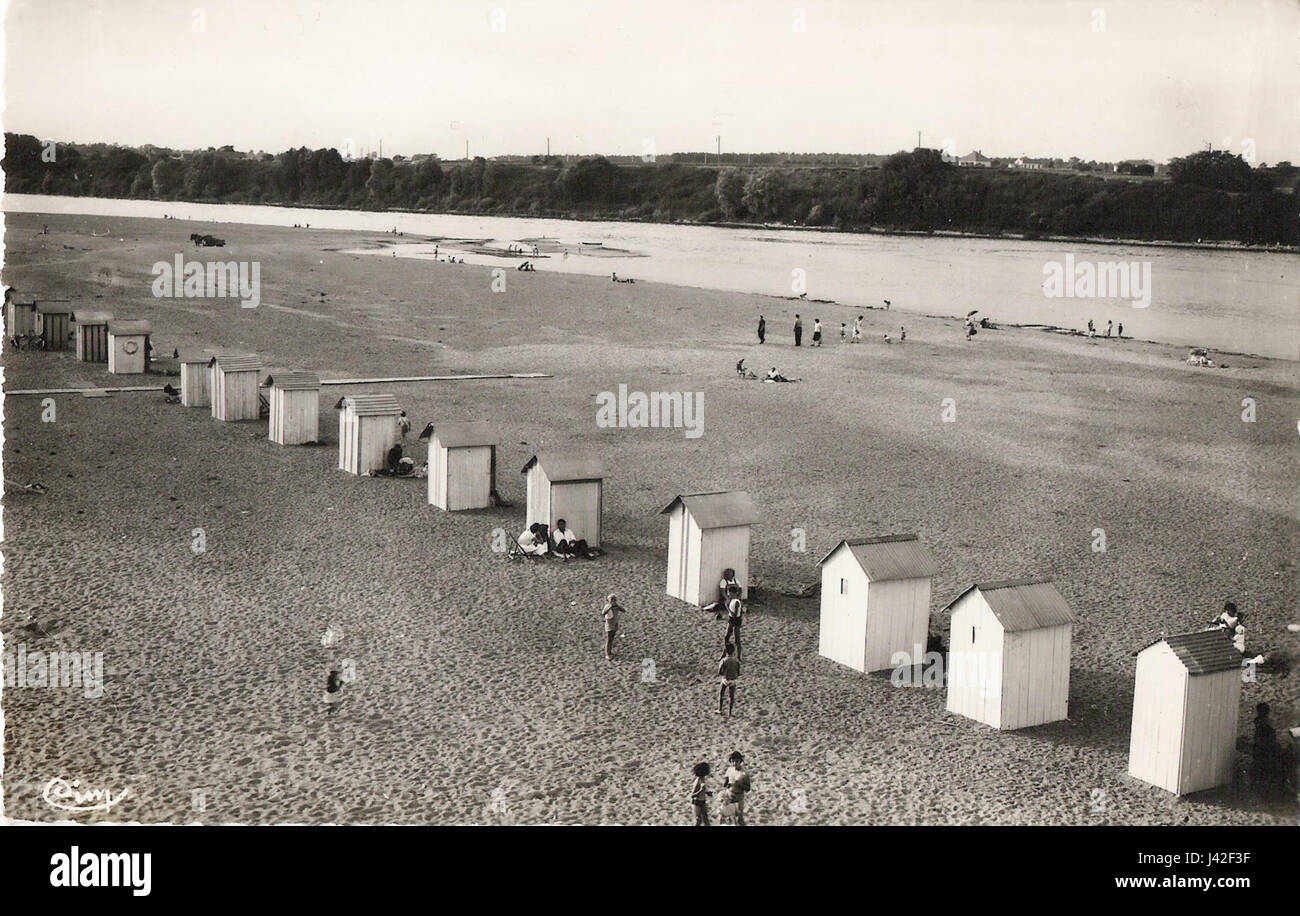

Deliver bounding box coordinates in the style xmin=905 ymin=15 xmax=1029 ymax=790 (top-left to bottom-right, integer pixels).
xmin=319 ymin=373 xmax=552 ymax=385
xmin=6 ymin=373 xmax=553 ymax=396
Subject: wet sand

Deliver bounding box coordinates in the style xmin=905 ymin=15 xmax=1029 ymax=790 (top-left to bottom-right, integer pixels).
xmin=2 ymin=212 xmax=1297 ymax=824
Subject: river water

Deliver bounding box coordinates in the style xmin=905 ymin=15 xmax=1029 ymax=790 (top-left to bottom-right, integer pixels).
xmin=5 ymin=192 xmax=1295 ymax=360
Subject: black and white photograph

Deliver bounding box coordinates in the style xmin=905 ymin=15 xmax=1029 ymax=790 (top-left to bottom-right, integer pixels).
xmin=0 ymin=0 xmax=1295 ymax=873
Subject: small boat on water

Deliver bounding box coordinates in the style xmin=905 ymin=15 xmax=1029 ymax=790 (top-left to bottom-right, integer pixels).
xmin=580 ymin=241 xmax=604 ymax=247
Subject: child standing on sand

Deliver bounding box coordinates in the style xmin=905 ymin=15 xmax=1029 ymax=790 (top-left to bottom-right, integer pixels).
xmin=691 ymin=762 xmax=713 ymax=826
xmin=601 ymin=593 xmax=621 ymax=661
xmin=839 ymin=322 xmax=847 ymax=343
xmin=812 ymin=319 xmax=823 ymax=347
xmin=718 ymin=643 xmax=740 ymax=716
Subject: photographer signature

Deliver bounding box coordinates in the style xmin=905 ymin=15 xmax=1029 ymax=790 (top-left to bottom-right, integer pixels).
xmin=41 ymin=777 xmax=130 ymax=814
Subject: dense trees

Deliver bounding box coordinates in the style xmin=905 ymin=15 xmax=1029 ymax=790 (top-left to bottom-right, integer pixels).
xmin=3 ymin=133 xmax=1295 ymax=245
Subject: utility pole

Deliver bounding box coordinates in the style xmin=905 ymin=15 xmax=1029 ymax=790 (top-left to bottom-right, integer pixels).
xmin=546 ymin=137 xmax=550 ymax=158
xmin=466 ymin=140 xmax=470 ymax=160
xmin=716 ymin=135 xmax=721 ymax=159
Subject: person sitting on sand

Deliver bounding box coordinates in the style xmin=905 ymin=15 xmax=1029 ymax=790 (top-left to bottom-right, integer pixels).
xmin=736 ymin=359 xmax=758 ymax=380
xmin=690 ymin=762 xmax=713 ymax=826
xmin=551 ymin=518 xmax=593 ymax=560
xmin=518 ymin=523 xmax=549 ymax=556
xmin=764 ymin=367 xmax=797 ymax=383
xmin=705 ymin=568 xmax=742 ymax=616
xmin=386 ymin=442 xmax=404 ymax=475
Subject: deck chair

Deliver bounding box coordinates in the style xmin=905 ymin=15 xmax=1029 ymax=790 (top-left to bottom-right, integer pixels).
xmin=506 ymin=534 xmax=547 ymax=561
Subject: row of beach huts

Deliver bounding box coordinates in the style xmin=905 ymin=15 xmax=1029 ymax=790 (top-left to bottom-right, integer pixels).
xmin=12 ymin=295 xmax=1245 ymax=798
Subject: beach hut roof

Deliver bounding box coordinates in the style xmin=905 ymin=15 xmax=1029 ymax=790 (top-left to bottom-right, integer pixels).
xmin=1137 ymin=630 xmax=1241 ymax=675
xmin=334 ymin=394 xmax=401 ymax=416
xmin=521 ymin=452 xmax=607 ymax=481
xmin=175 ymin=347 xmax=217 ymax=363
xmin=264 ymin=371 xmax=320 ymax=391
xmin=425 ymin=421 xmax=495 ymax=448
xmin=70 ymin=309 xmax=113 ymax=324
xmin=942 ymin=579 xmax=1075 ymax=632
xmin=107 ymin=319 xmax=152 ymax=336
xmin=659 ymin=491 xmax=759 ymax=529
xmin=35 ymin=300 xmax=74 ymax=314
xmin=208 ymin=354 xmax=261 ymax=372
xmin=817 ymin=534 xmax=938 ymax=581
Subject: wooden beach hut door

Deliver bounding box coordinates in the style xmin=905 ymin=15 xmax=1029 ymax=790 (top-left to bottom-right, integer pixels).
xmin=77 ymin=323 xmax=109 ymax=362
xmin=526 ymin=465 xmax=551 ymax=533
xmin=338 ymin=405 xmax=353 ymax=471
xmin=1128 ymin=646 xmax=1188 ymax=793
xmin=550 ymin=480 xmax=602 ymax=547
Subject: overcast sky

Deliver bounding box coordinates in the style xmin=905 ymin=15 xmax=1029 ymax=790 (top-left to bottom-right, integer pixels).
xmin=3 ymin=0 xmax=1296 ymax=163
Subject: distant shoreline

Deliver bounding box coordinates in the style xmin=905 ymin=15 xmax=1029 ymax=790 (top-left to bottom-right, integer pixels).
xmin=10 ymin=190 xmax=1297 ymax=255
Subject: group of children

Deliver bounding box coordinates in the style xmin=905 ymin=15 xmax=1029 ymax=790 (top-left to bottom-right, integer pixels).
xmin=691 ymin=751 xmax=752 ymax=826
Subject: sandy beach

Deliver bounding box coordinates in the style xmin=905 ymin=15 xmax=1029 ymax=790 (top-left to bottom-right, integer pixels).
xmin=2 ymin=211 xmax=1296 ymax=825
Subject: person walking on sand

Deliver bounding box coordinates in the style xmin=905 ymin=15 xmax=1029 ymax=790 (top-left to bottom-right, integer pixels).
xmin=601 ymin=593 xmax=621 ymax=661
xmin=852 ymin=315 xmax=863 ymax=342
xmin=690 ymin=762 xmax=713 ymax=826
xmin=793 ymin=314 xmax=803 ymax=347
xmin=1087 ymin=319 xmax=1095 ymax=338
xmin=812 ymin=318 xmax=823 ymax=347
xmin=718 ymin=643 xmax=740 ymax=716
xmin=757 ymin=315 xmax=766 ymax=344
xmin=1105 ymin=319 xmax=1113 ymax=338
xmin=900 ymin=325 xmax=907 ymax=343
xmin=725 ymin=597 xmax=745 ymax=660
xmin=1117 ymin=321 xmax=1124 ymax=338
xmin=397 ymin=410 xmax=411 ymax=439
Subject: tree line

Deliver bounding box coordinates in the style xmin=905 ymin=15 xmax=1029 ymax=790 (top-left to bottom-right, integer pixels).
xmin=5 ymin=134 xmax=1295 ymax=245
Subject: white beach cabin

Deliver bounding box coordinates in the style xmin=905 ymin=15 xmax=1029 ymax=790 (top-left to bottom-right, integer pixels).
xmin=106 ymin=320 xmax=152 ymax=375
xmin=661 ymin=491 xmax=759 ymax=606
xmin=72 ymin=309 xmax=113 ymax=362
xmin=817 ymin=534 xmax=939 ymax=673
xmin=35 ymin=300 xmax=74 ymax=352
xmin=208 ymin=354 xmax=263 ymax=421
xmin=174 ymin=348 xmax=217 ymax=407
xmin=1128 ymin=630 xmax=1242 ymax=796
xmin=422 ymin=421 xmax=496 ymax=511
xmin=336 ymin=394 xmax=402 ymax=475
xmin=521 ymin=453 xmax=606 ymax=547
xmin=265 ymin=372 xmax=321 ymax=445
xmin=944 ymin=579 xmax=1075 ymax=730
